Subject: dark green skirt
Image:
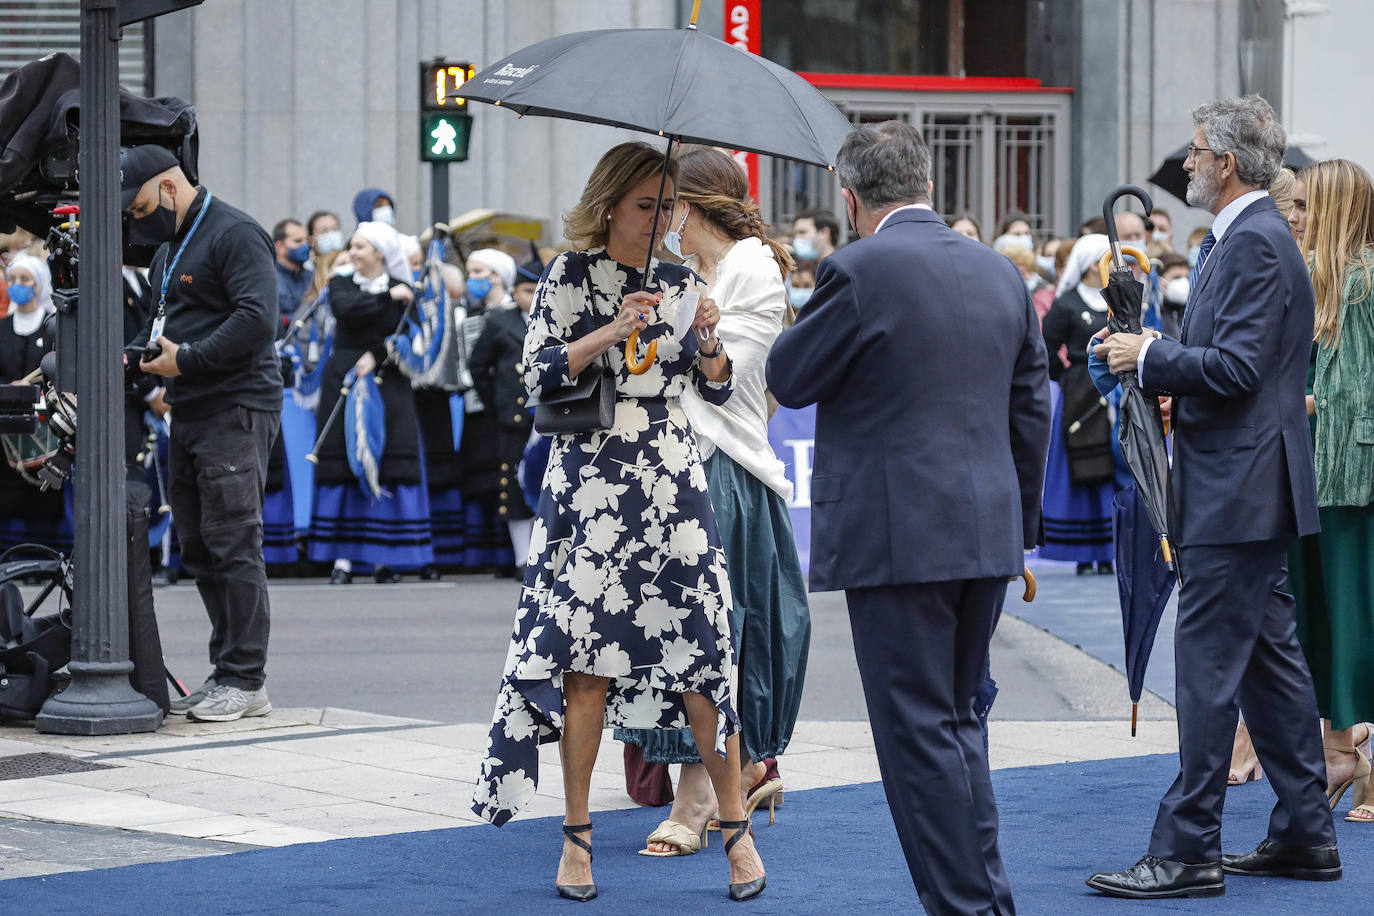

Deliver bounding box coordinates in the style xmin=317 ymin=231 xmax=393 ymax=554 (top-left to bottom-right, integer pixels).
xmin=1294 ymin=503 xmax=1374 ymax=729
xmin=616 ymin=449 xmax=811 ymax=763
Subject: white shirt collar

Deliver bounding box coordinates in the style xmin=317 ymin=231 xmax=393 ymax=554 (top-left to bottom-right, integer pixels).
xmin=1210 ymin=189 xmax=1270 ymax=242
xmin=875 ymin=202 xmax=934 ymax=234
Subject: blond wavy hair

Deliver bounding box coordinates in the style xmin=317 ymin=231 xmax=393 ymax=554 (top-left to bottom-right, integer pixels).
xmin=1303 ymin=159 xmax=1374 ymax=349
xmin=563 ymin=142 xmax=678 ymax=251
xmin=1268 ymin=166 xmax=1296 ymax=222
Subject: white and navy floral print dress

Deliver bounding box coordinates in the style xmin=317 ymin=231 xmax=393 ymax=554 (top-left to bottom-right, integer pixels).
xmin=472 ymin=248 xmax=738 ymax=826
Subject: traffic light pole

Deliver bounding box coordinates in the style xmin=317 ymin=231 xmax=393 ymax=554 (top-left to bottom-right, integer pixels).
xmin=36 ymin=0 xmax=163 ymax=735
xmin=431 ymin=162 xmax=449 ymax=229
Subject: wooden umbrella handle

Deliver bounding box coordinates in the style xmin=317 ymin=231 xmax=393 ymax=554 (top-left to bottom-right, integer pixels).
xmin=624 ymin=330 xmax=656 ymax=375
xmin=1021 ymin=566 xmax=1037 ymax=602
xmin=1096 ymin=246 xmax=1152 ymax=287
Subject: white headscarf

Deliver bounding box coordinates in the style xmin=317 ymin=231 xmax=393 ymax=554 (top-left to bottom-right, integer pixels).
xmin=352 ymin=221 xmax=411 ymax=284
xmin=1056 ymin=233 xmax=1112 ymax=298
xmin=5 ymin=252 xmax=54 ymax=314
xmin=467 ymin=247 xmax=516 ymax=290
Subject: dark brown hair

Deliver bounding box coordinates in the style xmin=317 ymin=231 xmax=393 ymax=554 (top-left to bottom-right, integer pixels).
xmin=675 ymin=146 xmax=794 ymax=278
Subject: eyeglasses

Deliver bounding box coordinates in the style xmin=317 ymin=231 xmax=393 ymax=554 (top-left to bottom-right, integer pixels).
xmin=1185 ymin=144 xmax=1215 ymax=159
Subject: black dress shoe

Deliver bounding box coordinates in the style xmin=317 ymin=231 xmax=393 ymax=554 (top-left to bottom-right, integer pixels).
xmin=1086 ymin=856 xmax=1224 ymax=899
xmin=1222 ymin=839 xmax=1341 ymax=881
xmin=373 ymin=566 xmax=402 ymax=584
xmin=329 ymin=568 xmax=352 ymax=585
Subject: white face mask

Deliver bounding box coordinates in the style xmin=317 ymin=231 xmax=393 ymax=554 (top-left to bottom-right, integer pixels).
xmin=315 ymin=230 xmax=344 ymax=254
xmin=1152 ymin=230 xmax=1171 ymax=243
xmin=372 ymin=205 xmax=395 ymax=226
xmin=663 ymin=206 xmax=689 ymax=259
xmin=1164 ymin=276 xmax=1190 ymax=305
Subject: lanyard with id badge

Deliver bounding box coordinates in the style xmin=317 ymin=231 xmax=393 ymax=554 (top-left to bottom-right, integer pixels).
xmin=147 ymin=190 xmax=214 ymax=348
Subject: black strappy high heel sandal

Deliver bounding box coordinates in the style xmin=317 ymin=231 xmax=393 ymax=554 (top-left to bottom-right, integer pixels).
xmin=556 ymin=823 xmax=597 ymax=902
xmin=718 ymin=819 xmax=766 ymax=902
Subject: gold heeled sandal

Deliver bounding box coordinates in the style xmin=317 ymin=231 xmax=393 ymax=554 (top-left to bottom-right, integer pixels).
xmin=1325 ymin=742 xmax=1371 ymax=811
xmin=708 ymin=778 xmax=784 ymax=832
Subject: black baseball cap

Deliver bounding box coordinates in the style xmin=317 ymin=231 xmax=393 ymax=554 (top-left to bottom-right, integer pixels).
xmin=119 ymin=145 xmax=180 ymax=209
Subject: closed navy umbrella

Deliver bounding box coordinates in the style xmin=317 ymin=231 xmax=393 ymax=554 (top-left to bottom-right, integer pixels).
xmin=461 ymin=2 xmax=851 ymax=372
xmin=1113 ymin=485 xmax=1177 ymax=734
xmin=1099 ymin=186 xmax=1179 ymax=734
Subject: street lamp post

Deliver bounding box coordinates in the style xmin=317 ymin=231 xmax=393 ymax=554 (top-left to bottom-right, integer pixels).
xmin=34 ymin=0 xmax=196 ymax=734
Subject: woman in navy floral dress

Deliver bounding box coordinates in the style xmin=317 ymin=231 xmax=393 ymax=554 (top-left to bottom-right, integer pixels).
xmin=471 ymin=143 xmax=766 ymax=902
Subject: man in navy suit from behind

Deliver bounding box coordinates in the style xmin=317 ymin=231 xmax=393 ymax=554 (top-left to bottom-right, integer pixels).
xmin=766 ymin=121 xmax=1051 ymax=916
xmin=1089 ymin=95 xmax=1338 ymax=899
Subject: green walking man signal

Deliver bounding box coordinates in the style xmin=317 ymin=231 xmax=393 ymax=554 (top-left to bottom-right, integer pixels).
xmin=419 ymin=59 xmax=475 ymax=162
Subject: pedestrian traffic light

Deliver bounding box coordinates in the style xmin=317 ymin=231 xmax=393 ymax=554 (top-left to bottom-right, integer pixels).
xmin=420 ymin=111 xmax=473 ymax=162
xmin=420 ymin=59 xmax=475 ymax=162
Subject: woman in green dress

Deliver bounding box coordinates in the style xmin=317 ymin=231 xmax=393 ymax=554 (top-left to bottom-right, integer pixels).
xmin=1298 ymin=159 xmax=1374 ymax=822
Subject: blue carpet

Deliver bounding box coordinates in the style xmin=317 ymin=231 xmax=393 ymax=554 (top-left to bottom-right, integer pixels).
xmin=1 ymin=753 xmax=1368 ymax=913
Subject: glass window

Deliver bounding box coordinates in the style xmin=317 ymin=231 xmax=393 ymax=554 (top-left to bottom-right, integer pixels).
xmin=0 ymin=1 xmax=149 ymax=94
xmin=763 ymin=0 xmax=950 ymax=75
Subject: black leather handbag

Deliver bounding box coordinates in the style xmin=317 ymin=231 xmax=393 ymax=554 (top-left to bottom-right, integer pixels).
xmin=533 ymin=360 xmax=616 ymax=434
xmin=533 ymin=273 xmax=617 ymax=434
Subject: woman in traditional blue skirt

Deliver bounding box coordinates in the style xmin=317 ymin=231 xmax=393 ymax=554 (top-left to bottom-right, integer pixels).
xmin=616 ymin=149 xmax=810 ymax=853
xmin=307 ymin=222 xmax=433 ymax=583
xmin=1040 ymin=235 xmax=1118 ymax=574
xmin=260 ymin=430 xmax=296 ymax=568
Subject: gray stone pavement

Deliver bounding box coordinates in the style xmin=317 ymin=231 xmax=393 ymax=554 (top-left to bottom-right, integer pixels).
xmin=0 ymin=566 xmax=1176 ymax=883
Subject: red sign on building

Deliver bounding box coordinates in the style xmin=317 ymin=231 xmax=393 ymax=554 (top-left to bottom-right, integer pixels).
xmin=723 ymin=0 xmax=762 ymax=198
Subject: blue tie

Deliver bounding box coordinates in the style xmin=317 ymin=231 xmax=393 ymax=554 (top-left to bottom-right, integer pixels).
xmin=1188 ymin=230 xmax=1216 ymax=292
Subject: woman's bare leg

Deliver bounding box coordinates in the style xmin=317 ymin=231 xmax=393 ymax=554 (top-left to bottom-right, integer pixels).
xmin=558 ymin=672 xmax=610 ymax=886
xmin=683 ymin=692 xmax=764 ymax=884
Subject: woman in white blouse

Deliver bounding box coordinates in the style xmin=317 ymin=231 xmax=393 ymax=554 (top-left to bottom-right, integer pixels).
xmin=618 ymin=147 xmax=812 ymax=856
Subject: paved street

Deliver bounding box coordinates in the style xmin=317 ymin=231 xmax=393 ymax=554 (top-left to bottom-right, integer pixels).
xmin=150 ymin=565 xmax=1172 ymax=724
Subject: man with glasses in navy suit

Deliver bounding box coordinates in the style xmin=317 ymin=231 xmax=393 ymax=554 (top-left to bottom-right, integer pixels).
xmin=1089 ymin=95 xmax=1338 ymax=899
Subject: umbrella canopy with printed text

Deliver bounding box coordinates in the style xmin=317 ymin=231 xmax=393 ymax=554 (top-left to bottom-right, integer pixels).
xmin=460 ymin=2 xmax=852 ymax=372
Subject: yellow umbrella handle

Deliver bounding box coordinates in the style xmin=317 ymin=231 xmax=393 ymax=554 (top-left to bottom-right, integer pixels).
xmin=1096 ymin=245 xmax=1152 ymax=288
xmin=1021 ymin=566 xmax=1037 ymax=602
xmin=624 ymin=330 xmax=657 ymax=375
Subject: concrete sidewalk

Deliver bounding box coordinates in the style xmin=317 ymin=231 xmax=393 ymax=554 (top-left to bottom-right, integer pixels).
xmin=0 ymin=706 xmax=1176 ymax=881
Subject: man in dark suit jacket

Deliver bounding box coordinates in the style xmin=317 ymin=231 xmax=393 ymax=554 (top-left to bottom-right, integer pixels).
xmin=767 ymin=121 xmax=1051 ymax=916
xmin=1090 ymin=95 xmax=1338 ymax=899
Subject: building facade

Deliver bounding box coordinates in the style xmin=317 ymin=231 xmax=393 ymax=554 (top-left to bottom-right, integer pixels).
xmin=11 ymin=1 xmax=1358 ymax=245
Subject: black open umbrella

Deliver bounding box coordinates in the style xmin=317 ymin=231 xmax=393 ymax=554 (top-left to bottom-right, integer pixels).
xmin=461 ymin=2 xmax=851 ymax=372
xmin=1148 ymin=142 xmax=1314 ymax=203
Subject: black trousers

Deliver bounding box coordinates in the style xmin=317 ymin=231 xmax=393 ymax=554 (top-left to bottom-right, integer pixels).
xmin=846 ymin=579 xmax=1014 ymax=916
xmin=1148 ymin=539 xmax=1336 ymax=863
xmin=169 ymin=406 xmax=278 ymax=690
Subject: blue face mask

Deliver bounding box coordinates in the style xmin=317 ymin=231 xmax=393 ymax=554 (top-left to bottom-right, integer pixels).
xmin=1036 ymin=254 xmax=1056 ymax=275
xmin=7 ymin=282 xmax=35 ymax=306
xmin=1187 ymin=245 xmax=1201 ymax=268
xmin=788 ymin=287 xmax=813 ymax=309
xmin=793 ymin=237 xmax=818 ymax=261
xmin=466 ymin=276 xmax=493 ymax=302
xmin=286 ymin=242 xmax=311 ymax=265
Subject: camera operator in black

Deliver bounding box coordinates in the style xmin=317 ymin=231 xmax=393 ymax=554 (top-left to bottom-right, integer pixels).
xmin=121 ymin=145 xmax=282 ymax=723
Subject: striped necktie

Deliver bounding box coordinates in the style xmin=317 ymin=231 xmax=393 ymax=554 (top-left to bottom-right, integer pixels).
xmin=1188 ymin=230 xmax=1216 ymax=292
